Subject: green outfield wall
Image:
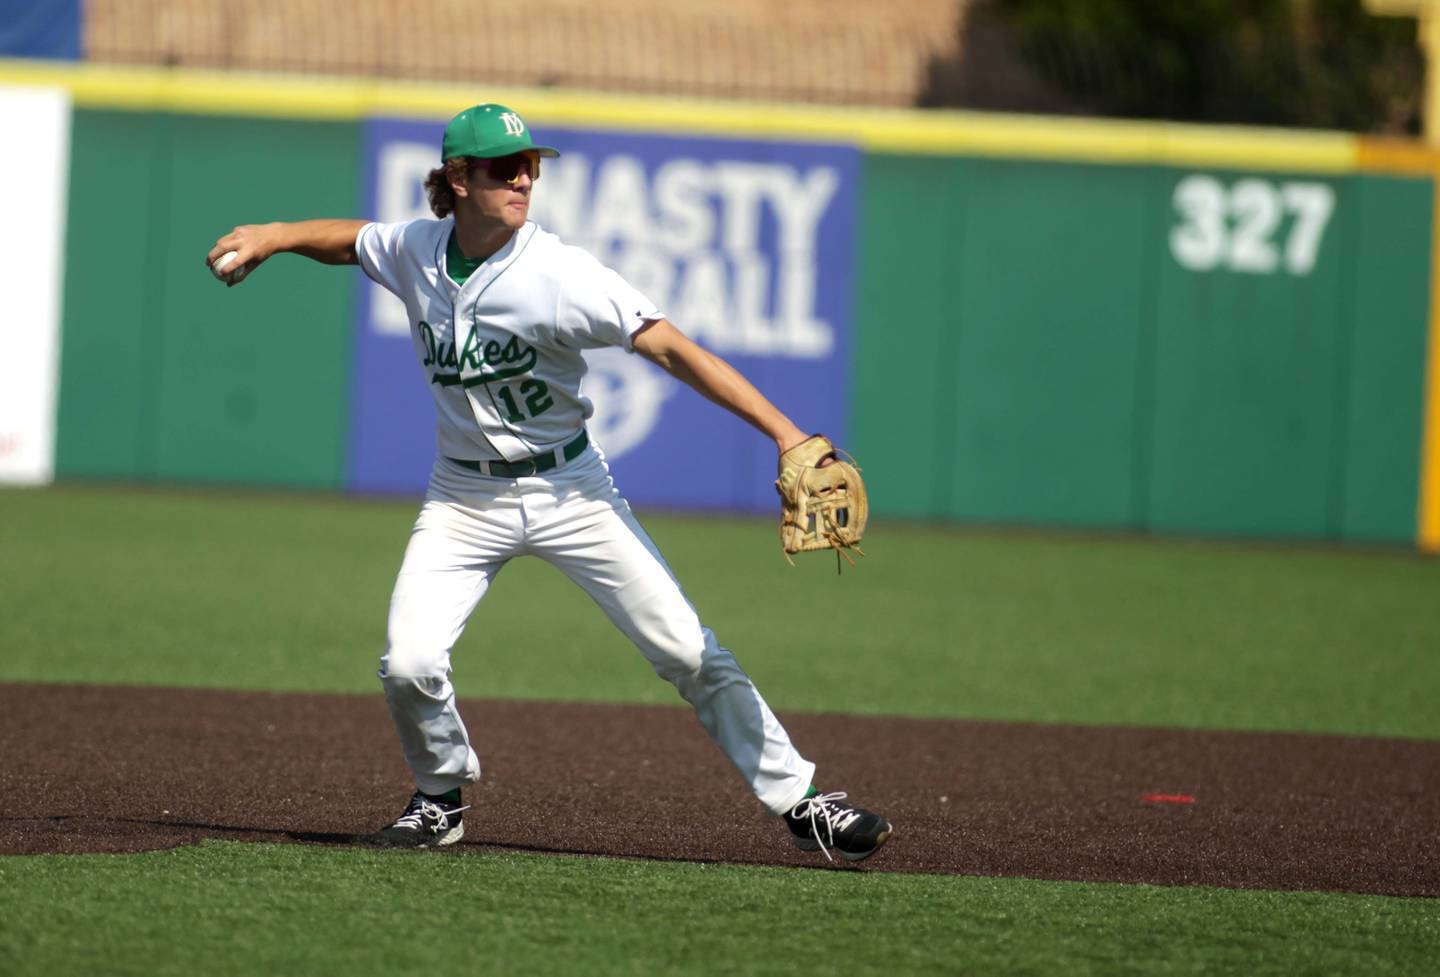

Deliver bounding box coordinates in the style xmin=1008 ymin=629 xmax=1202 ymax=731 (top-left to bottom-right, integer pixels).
xmin=55 ymin=109 xmax=358 ymax=489
xmin=853 ymin=159 xmax=1433 ymax=543
xmin=1341 ymin=175 xmax=1435 ymax=540
xmin=7 ymin=61 xmax=1437 ymax=548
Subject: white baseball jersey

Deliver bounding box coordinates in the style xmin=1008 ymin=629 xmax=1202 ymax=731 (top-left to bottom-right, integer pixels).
xmin=361 ymin=212 xmax=816 ymax=820
xmin=356 ymin=218 xmax=662 ymax=462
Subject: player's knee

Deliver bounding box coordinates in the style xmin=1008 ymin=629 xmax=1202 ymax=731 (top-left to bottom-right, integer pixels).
xmin=630 ymin=606 xmax=706 ymax=677
xmin=655 ymin=628 xmax=748 ymax=692
xmin=695 ymin=640 xmax=749 ymax=688
xmin=378 ymin=643 xmax=450 ymax=682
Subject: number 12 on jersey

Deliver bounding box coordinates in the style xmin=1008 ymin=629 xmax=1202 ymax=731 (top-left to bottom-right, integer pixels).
xmin=494 ymin=378 xmax=554 ymax=422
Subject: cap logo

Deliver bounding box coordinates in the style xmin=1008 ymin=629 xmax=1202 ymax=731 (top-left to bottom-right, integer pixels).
xmin=499 ymin=113 xmax=525 ymax=137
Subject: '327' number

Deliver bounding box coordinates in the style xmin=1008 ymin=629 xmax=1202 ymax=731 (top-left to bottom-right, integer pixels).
xmin=1170 ymin=175 xmax=1336 ymax=276
xmin=494 ymin=378 xmax=554 ymax=422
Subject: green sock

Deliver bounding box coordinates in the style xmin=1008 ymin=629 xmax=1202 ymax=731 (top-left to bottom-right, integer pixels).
xmin=804 ymin=785 xmax=820 ymax=799
xmin=424 ymin=788 xmax=462 ymax=806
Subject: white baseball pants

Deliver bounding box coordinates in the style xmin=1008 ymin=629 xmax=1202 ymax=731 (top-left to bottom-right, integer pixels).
xmin=377 ymin=447 xmax=816 ymax=815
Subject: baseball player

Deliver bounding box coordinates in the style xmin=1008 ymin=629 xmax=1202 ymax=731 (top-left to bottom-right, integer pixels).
xmin=206 ymin=103 xmax=891 ymax=863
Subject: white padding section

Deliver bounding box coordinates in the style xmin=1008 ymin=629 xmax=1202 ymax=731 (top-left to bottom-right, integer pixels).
xmin=0 ymin=84 xmax=71 ymax=484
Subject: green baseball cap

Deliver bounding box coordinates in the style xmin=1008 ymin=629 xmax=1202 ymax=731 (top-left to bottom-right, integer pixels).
xmin=441 ymin=104 xmax=560 ymax=161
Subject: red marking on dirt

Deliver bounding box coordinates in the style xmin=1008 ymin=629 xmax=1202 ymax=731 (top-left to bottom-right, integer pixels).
xmin=1143 ymin=794 xmax=1197 ymax=804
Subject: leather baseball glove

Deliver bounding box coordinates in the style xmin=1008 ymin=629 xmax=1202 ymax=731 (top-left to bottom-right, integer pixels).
xmin=775 ymin=435 xmax=867 ymax=569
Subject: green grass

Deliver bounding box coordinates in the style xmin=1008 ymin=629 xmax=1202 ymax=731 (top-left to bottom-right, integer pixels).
xmin=1 ymin=842 xmax=1435 ymax=977
xmin=2 ymin=485 xmax=1438 ymax=736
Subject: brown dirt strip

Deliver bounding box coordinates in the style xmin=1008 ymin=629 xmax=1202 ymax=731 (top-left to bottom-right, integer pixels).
xmin=1 ymin=682 xmax=1436 ymax=896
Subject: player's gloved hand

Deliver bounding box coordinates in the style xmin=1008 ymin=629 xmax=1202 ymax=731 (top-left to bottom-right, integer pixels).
xmin=775 ymin=435 xmax=868 ymax=571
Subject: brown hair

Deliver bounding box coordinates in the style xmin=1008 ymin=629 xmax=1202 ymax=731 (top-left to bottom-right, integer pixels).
xmin=424 ymin=158 xmax=476 ymax=218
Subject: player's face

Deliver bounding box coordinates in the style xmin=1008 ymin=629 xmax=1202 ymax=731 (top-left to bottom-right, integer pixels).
xmin=458 ymin=153 xmax=540 ymax=229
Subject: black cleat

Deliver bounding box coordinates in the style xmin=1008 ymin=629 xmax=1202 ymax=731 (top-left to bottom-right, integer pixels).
xmin=378 ymin=790 xmax=469 ymax=848
xmin=786 ymin=791 xmax=893 ymax=863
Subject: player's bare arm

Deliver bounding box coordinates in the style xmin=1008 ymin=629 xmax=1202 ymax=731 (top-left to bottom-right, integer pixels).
xmin=206 ymin=219 xmax=368 ymax=285
xmin=632 ymin=318 xmax=810 ymax=454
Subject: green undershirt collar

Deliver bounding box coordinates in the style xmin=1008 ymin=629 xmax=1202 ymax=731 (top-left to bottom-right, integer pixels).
xmin=446 ymin=229 xmax=485 ymax=285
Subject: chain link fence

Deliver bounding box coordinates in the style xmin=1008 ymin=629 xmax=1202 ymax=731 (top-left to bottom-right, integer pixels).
xmin=85 ymin=0 xmax=967 ymax=107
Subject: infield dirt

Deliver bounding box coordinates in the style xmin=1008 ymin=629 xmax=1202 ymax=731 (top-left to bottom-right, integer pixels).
xmin=1 ymin=683 xmax=1435 ymax=897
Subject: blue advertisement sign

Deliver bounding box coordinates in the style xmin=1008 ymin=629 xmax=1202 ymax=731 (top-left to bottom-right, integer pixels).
xmin=0 ymin=0 xmax=81 ymax=60
xmin=347 ymin=117 xmax=859 ymax=511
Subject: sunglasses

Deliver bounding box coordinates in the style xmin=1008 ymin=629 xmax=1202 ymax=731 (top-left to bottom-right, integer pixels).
xmin=475 ymin=153 xmax=541 ymax=185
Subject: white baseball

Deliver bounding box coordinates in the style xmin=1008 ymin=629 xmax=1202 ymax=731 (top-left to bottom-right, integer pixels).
xmin=211 ymin=250 xmax=249 ymax=284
